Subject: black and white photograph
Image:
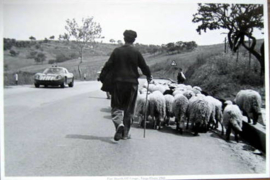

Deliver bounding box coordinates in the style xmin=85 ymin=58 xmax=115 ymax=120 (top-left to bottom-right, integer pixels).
xmin=1 ymin=0 xmax=269 ymax=179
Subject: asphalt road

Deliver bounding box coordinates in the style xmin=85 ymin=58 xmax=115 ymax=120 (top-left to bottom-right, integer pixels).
xmin=3 ymin=80 xmax=266 ymax=178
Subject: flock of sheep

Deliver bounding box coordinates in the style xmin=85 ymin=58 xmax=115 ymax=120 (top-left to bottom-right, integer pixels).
xmin=134 ymin=80 xmax=264 ymax=142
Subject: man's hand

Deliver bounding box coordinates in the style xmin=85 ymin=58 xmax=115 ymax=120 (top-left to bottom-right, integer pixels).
xmin=147 ymin=75 xmax=153 ymax=83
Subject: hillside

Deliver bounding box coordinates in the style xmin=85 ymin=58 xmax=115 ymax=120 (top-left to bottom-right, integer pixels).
xmin=3 ymin=39 xmax=265 ymax=101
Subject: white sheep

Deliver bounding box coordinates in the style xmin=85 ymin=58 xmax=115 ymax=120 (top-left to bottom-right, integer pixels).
xmin=193 ymin=86 xmax=202 ymax=92
xmin=154 ymin=84 xmax=169 ymax=94
xmin=173 ymin=89 xmax=195 ymax=100
xmin=205 ymin=96 xmax=224 ymax=135
xmin=134 ymin=92 xmax=149 ymax=126
xmin=164 ymin=94 xmax=175 ymax=126
xmin=182 ymin=90 xmax=195 ymax=100
xmin=173 ymin=89 xmax=185 ymax=96
xmin=148 ymin=91 xmax=166 ymax=129
xmin=176 ymin=84 xmax=187 ymax=89
xmin=186 ymin=96 xmax=211 ymax=136
xmin=148 ymin=84 xmax=157 ymax=93
xmin=140 ymin=87 xmax=147 ymax=94
xmin=173 ymin=94 xmax=189 ymax=134
xmin=191 ymin=87 xmax=202 ymax=95
xmin=235 ymin=89 xmax=264 ymax=125
xmin=223 ymin=104 xmax=243 ymax=142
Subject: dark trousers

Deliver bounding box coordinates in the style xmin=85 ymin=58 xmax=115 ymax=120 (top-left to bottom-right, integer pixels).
xmin=111 ymin=82 xmax=138 ymax=136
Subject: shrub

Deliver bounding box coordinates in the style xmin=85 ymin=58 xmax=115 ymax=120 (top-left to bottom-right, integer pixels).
xmin=34 ymin=52 xmax=46 ymax=63
xmin=26 ymin=51 xmax=38 ymax=59
xmin=55 ymin=52 xmax=78 ymax=62
xmin=55 ymin=53 xmax=68 ymax=63
xmin=35 ymin=44 xmax=41 ymax=49
xmin=69 ymin=52 xmax=79 ymax=59
xmin=48 ymin=59 xmax=56 ymax=64
xmin=4 ymin=64 xmax=8 ymax=71
xmin=44 ymin=38 xmax=49 ymax=43
xmin=4 ymin=43 xmax=12 ymax=50
xmin=10 ymin=49 xmax=19 ymax=56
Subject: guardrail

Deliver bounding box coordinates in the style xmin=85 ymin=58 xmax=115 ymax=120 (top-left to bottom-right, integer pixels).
xmin=241 ymin=119 xmax=266 ymax=153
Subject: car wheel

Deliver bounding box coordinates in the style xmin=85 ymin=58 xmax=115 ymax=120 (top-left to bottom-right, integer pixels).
xmin=35 ymin=84 xmax=40 ymax=88
xmin=68 ymin=78 xmax=74 ymax=87
xmin=61 ymin=77 xmax=67 ymax=88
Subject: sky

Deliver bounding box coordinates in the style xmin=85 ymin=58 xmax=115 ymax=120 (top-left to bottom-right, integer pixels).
xmin=1 ymin=0 xmax=267 ymax=46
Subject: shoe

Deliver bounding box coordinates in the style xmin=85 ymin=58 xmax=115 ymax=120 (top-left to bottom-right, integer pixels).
xmin=114 ymin=124 xmax=124 ymax=141
xmin=122 ymin=134 xmax=131 ymax=140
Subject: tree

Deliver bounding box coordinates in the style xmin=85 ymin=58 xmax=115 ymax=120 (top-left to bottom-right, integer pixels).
xmin=44 ymin=38 xmax=49 ymax=43
xmin=50 ymin=35 xmax=55 ymax=40
xmin=192 ymin=3 xmax=264 ymax=75
xmin=34 ymin=52 xmax=46 ymax=64
xmin=10 ymin=49 xmax=19 ymax=57
xmin=166 ymin=42 xmax=176 ymax=54
xmin=148 ymin=45 xmax=159 ymax=55
xmin=175 ymin=41 xmax=184 ymax=53
xmin=110 ymin=39 xmax=115 ymax=44
xmin=61 ymin=17 xmax=102 ymax=78
xmin=117 ymin=40 xmax=123 ymax=45
xmin=29 ymin=36 xmax=36 ymax=41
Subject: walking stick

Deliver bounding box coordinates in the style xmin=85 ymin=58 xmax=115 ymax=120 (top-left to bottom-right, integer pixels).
xmin=143 ymin=80 xmax=150 ymax=138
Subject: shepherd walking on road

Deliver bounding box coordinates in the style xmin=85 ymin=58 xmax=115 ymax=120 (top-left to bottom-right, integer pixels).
xmin=101 ymin=30 xmax=152 ymax=141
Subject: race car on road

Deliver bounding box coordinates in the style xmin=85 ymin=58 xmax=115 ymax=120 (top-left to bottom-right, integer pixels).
xmin=34 ymin=67 xmax=74 ymax=88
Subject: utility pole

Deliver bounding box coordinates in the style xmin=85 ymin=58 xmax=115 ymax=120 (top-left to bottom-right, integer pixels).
xmin=224 ymin=37 xmax=227 ymax=53
xmin=248 ymin=38 xmax=251 ymax=67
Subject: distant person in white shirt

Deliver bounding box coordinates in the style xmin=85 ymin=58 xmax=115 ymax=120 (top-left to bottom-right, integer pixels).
xmin=14 ymin=73 xmax=18 ymax=85
xmin=177 ymin=68 xmax=186 ymax=84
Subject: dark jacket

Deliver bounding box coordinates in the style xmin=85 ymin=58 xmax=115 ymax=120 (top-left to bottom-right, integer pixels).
xmin=101 ymin=44 xmax=151 ymax=85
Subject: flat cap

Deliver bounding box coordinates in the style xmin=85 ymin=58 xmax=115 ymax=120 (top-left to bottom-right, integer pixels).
xmin=123 ymin=30 xmax=137 ymax=39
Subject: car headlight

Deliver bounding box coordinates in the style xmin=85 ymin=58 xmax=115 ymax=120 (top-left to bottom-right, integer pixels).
xmin=55 ymin=75 xmax=62 ymax=80
xmin=35 ymin=75 xmax=40 ymax=80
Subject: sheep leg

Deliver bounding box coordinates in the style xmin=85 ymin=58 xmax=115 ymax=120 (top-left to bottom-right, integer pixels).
xmin=139 ymin=115 xmax=143 ymax=127
xmin=179 ymin=128 xmax=183 ymax=134
xmin=225 ymin=123 xmax=232 ymax=142
xmin=164 ymin=116 xmax=168 ymax=126
xmin=175 ymin=117 xmax=179 ymax=131
xmin=206 ymin=121 xmax=211 ymax=132
xmin=209 ymin=115 xmax=214 ymax=130
xmin=186 ymin=117 xmax=189 ymax=130
xmin=203 ymin=123 xmax=208 ymax=133
xmin=140 ymin=115 xmax=147 ymax=128
xmin=179 ymin=116 xmax=185 ymax=134
xmin=193 ymin=122 xmax=200 ymax=136
xmin=214 ymin=119 xmax=219 ymax=129
xmin=235 ymin=132 xmax=239 ymax=143
xmin=157 ymin=117 xmax=161 ymax=130
xmin=220 ymin=123 xmax=224 ymax=136
xmin=152 ymin=116 xmax=156 ymax=129
xmin=231 ymin=125 xmax=241 ymax=143
xmin=166 ymin=116 xmax=170 ymax=126
xmin=242 ymin=110 xmax=251 ymax=123
xmin=252 ymin=112 xmax=259 ymax=125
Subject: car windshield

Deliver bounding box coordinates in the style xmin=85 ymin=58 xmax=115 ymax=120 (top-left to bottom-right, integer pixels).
xmin=43 ymin=68 xmax=65 ymax=74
